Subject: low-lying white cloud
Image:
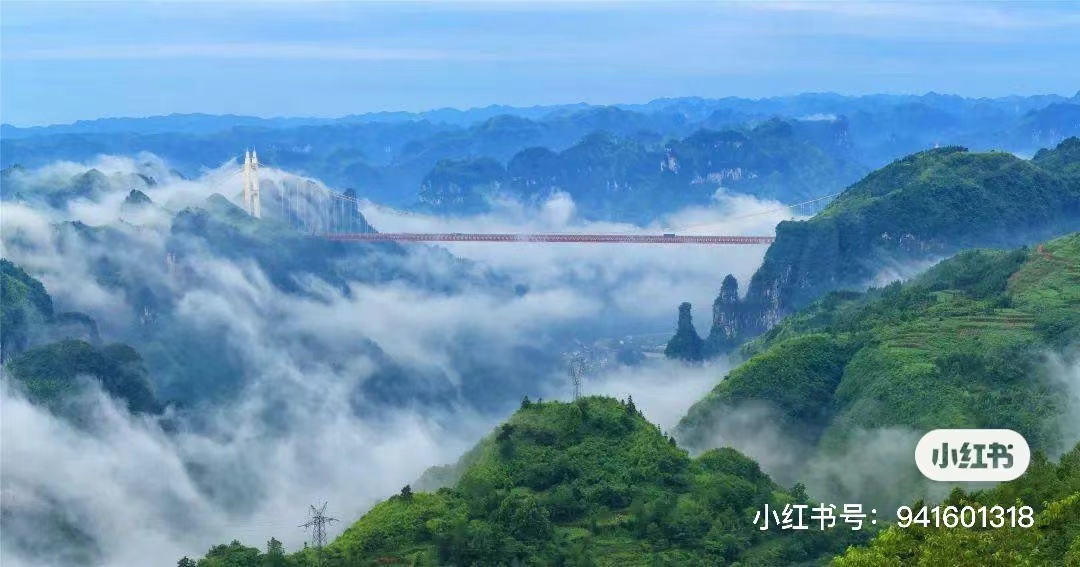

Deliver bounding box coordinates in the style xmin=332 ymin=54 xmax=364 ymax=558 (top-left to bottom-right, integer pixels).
xmin=360 ymin=188 xmax=795 ymax=329
xmin=1045 ymin=351 xmax=1080 ymax=456
xmin=0 ymin=376 xmax=491 ymax=567
xmin=1 ymin=154 xmax=794 ymax=565
xmin=565 ymin=357 xmax=731 ymax=432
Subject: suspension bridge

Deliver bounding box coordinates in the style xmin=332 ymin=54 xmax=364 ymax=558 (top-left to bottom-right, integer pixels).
xmin=219 ymin=149 xmax=839 ymax=245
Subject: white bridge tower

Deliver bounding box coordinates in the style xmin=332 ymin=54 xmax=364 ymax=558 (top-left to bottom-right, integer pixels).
xmin=242 ymin=149 xmax=261 ymax=218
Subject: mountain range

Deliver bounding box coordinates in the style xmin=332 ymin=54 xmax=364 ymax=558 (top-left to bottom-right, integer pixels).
xmin=5 ymin=93 xmax=1080 ymax=567
xmin=5 ymin=93 xmax=1079 ymax=218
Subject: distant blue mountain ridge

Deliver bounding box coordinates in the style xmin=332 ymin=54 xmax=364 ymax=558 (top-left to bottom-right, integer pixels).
xmin=3 ymin=92 xmax=1078 ymax=218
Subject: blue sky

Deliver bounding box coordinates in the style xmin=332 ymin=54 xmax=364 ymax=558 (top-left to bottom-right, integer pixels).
xmin=2 ymin=1 xmax=1078 ymax=126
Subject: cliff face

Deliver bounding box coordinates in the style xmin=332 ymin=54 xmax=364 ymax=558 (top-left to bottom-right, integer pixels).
xmin=671 ymin=139 xmax=1080 ymax=358
xmin=741 ymin=218 xmax=847 ymax=334
xmin=703 ymin=274 xmax=742 ymax=355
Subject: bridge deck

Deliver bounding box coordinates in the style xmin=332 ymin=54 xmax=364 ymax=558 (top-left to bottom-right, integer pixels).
xmin=319 ymin=233 xmax=775 ymax=244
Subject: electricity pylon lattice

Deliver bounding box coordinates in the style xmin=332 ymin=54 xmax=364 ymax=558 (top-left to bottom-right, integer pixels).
xmin=300 ymin=502 xmax=338 ymax=549
xmin=568 ymin=354 xmax=588 ymax=401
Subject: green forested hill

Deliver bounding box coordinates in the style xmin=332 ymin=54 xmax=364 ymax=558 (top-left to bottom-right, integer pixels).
xmin=1 ymin=259 xmax=55 ymax=360
xmin=678 ymin=232 xmax=1080 ymax=476
xmin=672 ymin=138 xmax=1080 ymax=359
xmin=5 ymin=339 xmax=160 ymax=414
xmin=1 ymin=260 xmax=160 ymax=414
xmin=1 ymin=259 xmax=99 ymax=361
xmin=188 ymin=397 xmax=868 ymax=566
xmin=747 ymin=139 xmax=1080 ymax=324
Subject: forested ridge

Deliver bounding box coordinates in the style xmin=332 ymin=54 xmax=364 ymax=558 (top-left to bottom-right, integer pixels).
xmin=679 ymin=231 xmax=1080 ymax=449
xmin=185 ymin=397 xmax=868 ymax=566
xmin=667 ymin=138 xmax=1080 ymax=361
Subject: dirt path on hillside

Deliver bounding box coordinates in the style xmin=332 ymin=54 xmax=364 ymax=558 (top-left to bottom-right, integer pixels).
xmin=1036 ymin=244 xmax=1070 ymax=265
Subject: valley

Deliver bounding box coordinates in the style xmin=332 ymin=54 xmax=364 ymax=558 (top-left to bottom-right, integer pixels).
xmin=3 ymin=5 xmax=1080 ymax=563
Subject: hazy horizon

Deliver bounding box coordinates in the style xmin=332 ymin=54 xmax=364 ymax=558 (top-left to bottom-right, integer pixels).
xmin=3 ymin=89 xmax=1079 ymax=129
xmin=3 ymin=1 xmax=1079 ymax=126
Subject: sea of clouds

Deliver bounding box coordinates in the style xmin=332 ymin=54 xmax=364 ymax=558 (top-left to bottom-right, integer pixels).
xmin=0 ymin=154 xmax=791 ymax=566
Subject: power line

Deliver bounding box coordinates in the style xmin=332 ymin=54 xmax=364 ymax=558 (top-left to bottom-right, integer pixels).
xmin=672 ymin=191 xmax=843 ymax=232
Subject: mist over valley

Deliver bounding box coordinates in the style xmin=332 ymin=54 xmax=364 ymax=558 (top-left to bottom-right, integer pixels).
xmin=3 ymin=8 xmax=1080 ymax=560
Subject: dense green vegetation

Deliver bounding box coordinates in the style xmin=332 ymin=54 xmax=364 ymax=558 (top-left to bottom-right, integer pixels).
xmin=1 ymin=258 xmax=55 ymax=360
xmin=2 ymin=259 xmax=160 ymax=414
xmin=679 ymin=232 xmax=1080 ymax=460
xmin=752 ymin=138 xmax=1080 ymax=315
xmin=187 ymin=397 xmax=869 ymax=566
xmin=673 ymin=138 xmax=1080 ymax=357
xmin=833 ymin=443 xmax=1080 ymax=566
xmin=5 ymin=339 xmax=160 ymax=414
xmin=186 ymin=444 xmax=1080 ymax=567
xmin=1 ymin=259 xmax=100 ymax=362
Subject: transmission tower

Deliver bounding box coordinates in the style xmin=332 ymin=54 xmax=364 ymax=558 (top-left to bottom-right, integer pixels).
xmin=568 ymin=354 xmax=588 ymax=400
xmin=300 ymin=502 xmax=338 ymax=549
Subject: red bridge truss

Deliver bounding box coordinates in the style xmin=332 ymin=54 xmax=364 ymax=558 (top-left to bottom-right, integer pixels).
xmin=319 ymin=233 xmax=776 ymax=245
